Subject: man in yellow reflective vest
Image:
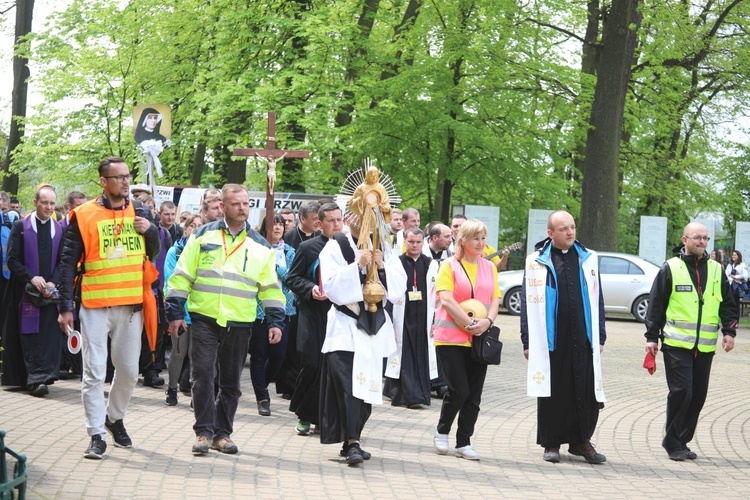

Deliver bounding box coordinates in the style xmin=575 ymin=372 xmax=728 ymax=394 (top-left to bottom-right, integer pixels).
xmin=58 ymin=157 xmax=161 ymax=460
xmin=645 ymin=221 xmax=737 ymax=461
xmin=166 ymin=184 xmax=285 ymax=456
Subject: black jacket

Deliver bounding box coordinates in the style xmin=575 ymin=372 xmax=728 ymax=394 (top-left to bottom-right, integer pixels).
xmin=644 ymin=244 xmax=737 ymax=345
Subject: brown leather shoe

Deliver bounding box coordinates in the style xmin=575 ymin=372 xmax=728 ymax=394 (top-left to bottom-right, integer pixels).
xmin=212 ymin=437 xmax=238 ymax=454
xmin=192 ymin=435 xmax=211 ymax=455
xmin=569 ymin=441 xmax=606 ymax=464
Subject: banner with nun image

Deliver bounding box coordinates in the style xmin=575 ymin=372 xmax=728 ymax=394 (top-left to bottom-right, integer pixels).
xmin=133 ymin=104 xmax=172 ymax=189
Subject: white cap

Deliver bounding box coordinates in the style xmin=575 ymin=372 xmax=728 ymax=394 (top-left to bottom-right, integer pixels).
xmin=130 ymin=183 xmax=151 ymax=195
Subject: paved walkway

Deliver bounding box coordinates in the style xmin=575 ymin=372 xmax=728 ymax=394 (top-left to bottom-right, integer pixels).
xmin=2 ymin=315 xmax=750 ymax=498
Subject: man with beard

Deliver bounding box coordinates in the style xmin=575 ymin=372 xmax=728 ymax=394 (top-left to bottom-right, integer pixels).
xmin=286 ymin=203 xmax=340 ymax=435
xmin=521 ymin=210 xmax=607 ymax=464
xmin=58 ymin=157 xmax=161 ymax=459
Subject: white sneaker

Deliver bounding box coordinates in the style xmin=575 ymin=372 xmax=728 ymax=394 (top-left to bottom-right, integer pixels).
xmin=455 ymin=445 xmax=481 ymax=460
xmin=434 ymin=430 xmax=450 ymax=455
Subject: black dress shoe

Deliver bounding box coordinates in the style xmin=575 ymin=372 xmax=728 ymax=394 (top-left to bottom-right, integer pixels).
xmin=29 ymin=383 xmax=49 ymax=397
xmin=346 ymin=443 xmax=364 ymax=466
xmin=434 ymin=385 xmax=448 ymax=399
xmin=143 ymin=374 xmax=165 ymax=387
xmin=667 ymin=448 xmax=689 ymax=461
xmin=568 ymin=441 xmax=606 ymax=464
xmin=340 ymin=442 xmax=371 ymax=460
xmin=543 ymin=447 xmax=560 ymax=463
xmin=684 ymin=447 xmax=697 ymax=460
xmin=257 ymin=400 xmax=271 ymax=416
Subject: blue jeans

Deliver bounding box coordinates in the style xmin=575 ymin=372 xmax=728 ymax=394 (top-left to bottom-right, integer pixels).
xmin=248 ymin=317 xmax=289 ymax=402
xmin=190 ymin=319 xmax=251 ymax=439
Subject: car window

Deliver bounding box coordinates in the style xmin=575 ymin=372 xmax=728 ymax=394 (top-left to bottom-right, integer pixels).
xmin=599 ymin=256 xmax=645 ymax=275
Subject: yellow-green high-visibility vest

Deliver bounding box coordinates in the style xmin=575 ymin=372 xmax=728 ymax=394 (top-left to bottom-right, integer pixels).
xmin=663 ymin=257 xmax=722 ymax=352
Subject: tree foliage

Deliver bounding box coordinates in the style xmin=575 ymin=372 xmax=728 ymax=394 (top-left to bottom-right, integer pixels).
xmin=4 ymin=0 xmax=750 ymax=250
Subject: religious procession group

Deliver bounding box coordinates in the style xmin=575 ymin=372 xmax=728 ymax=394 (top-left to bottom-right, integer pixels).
xmin=0 ymin=155 xmax=736 ymax=467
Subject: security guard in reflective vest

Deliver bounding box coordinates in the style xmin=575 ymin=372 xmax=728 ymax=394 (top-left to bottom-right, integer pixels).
xmin=645 ymin=221 xmax=737 ymax=461
xmin=58 ymin=157 xmax=161 ymax=460
xmin=166 ymin=184 xmax=285 ymax=456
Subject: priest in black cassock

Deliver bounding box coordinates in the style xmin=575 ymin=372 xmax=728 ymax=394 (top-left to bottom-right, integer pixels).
xmin=1 ymin=185 xmax=64 ymax=396
xmin=286 ymin=203 xmax=339 ymax=435
xmin=520 ymin=210 xmax=607 ymax=465
xmin=317 ymin=215 xmax=406 ymax=466
xmin=384 ymin=227 xmax=438 ymax=408
xmin=275 ymin=200 xmax=322 ymax=399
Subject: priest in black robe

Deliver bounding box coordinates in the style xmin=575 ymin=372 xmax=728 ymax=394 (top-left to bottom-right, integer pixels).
xmin=1 ymin=185 xmax=64 ymax=396
xmin=275 ymin=200 xmax=321 ymax=399
xmin=286 ymin=203 xmax=337 ymax=435
xmin=384 ymin=228 xmax=438 ymax=408
xmin=520 ymin=210 xmax=607 ymax=464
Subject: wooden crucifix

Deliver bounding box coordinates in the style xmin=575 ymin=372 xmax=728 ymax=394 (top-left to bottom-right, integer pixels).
xmin=233 ymin=111 xmax=309 ymax=235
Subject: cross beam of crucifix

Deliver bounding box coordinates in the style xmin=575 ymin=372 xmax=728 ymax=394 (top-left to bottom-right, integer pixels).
xmin=233 ymin=112 xmax=309 ymax=233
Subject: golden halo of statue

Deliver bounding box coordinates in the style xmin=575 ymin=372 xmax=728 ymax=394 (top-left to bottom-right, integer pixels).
xmin=335 ymin=159 xmax=401 ymax=312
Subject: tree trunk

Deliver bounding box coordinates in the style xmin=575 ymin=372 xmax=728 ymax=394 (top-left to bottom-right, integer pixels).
xmin=225 ymin=145 xmax=246 ymax=185
xmin=278 ymin=0 xmax=312 ymax=194
xmin=191 ymin=140 xmax=207 ymax=186
xmin=2 ymin=0 xmax=35 ymax=195
xmin=569 ymin=0 xmax=603 ymax=197
xmin=331 ymin=0 xmax=381 ymax=173
xmin=578 ymin=0 xmax=641 ymax=250
xmin=279 ymin=122 xmax=306 ymax=193
xmin=434 ymin=47 xmax=463 ymax=223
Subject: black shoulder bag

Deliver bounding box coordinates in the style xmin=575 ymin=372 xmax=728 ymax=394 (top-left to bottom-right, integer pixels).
xmin=457 ymin=260 xmax=502 ymax=365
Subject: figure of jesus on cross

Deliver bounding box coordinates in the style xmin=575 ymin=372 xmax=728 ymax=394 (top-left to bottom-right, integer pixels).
xmin=255 ymin=151 xmax=287 ymax=197
xmin=233 ymin=112 xmax=309 ymax=232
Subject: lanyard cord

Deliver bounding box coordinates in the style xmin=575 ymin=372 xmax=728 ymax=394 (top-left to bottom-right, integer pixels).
xmin=221 ymin=230 xmax=245 ymax=260
xmin=112 ymin=199 xmax=125 ymax=244
xmin=456 ymin=259 xmax=474 ymax=299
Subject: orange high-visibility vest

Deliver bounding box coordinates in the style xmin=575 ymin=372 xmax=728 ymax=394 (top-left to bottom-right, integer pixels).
xmin=74 ymin=198 xmax=145 ymax=308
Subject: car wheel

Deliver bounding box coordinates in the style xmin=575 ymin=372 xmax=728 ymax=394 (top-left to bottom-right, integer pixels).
xmin=504 ymin=287 xmax=522 ymax=316
xmin=632 ymin=295 xmax=649 ymax=322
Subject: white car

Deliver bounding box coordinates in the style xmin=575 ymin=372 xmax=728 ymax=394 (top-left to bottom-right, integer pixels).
xmin=498 ymin=252 xmax=661 ymax=322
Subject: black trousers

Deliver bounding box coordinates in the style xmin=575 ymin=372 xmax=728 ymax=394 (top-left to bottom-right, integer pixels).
xmin=436 ymin=345 xmax=487 ymax=448
xmin=190 ymin=319 xmax=251 ymax=439
xmin=248 ymin=317 xmax=289 ymax=402
xmin=662 ymin=346 xmax=714 ymax=452
xmin=274 ymin=314 xmax=299 ymax=396
xmin=319 ymin=351 xmax=371 ymax=444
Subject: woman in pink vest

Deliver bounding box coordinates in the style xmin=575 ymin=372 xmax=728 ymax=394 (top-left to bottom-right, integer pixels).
xmin=432 ymin=219 xmax=501 ymax=460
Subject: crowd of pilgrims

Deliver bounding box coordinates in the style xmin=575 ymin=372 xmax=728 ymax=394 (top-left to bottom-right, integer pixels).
xmin=0 ymin=183 xmax=518 ymax=465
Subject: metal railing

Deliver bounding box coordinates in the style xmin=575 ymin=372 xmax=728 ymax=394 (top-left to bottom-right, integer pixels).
xmin=0 ymin=430 xmax=27 ymax=500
